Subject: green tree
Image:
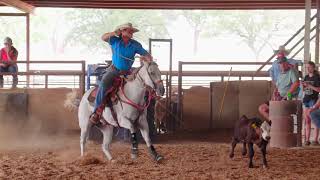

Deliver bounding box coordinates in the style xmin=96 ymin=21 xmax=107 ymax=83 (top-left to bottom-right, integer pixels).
xmin=64 ymin=9 xmax=170 ymax=56
xmin=218 ymin=10 xmax=289 ymax=60
xmin=162 ymin=10 xmax=222 ymax=55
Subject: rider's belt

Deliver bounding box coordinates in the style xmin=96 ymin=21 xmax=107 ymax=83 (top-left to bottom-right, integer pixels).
xmin=111 ymin=64 xmax=130 ymax=75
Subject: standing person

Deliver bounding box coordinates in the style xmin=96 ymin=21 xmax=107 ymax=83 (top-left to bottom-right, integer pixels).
xmin=269 ymin=45 xmax=302 ymax=81
xmin=259 ymin=46 xmax=301 ymax=121
xmin=308 ymin=99 xmax=320 ymax=145
xmin=259 ymin=53 xmax=300 ymax=121
xmin=90 ymin=23 xmax=153 ymax=124
xmin=302 ymin=61 xmax=320 ymax=145
xmin=0 ymin=37 xmax=18 ymax=88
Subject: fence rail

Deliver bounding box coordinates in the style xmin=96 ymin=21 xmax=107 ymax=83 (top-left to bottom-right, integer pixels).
xmin=0 ymin=60 xmax=86 ymax=94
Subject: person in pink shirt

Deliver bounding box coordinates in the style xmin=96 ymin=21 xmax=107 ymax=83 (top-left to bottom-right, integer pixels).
xmin=0 ymin=37 xmax=18 ymax=88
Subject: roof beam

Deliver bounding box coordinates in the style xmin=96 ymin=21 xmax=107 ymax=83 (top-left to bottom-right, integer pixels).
xmin=22 ymin=0 xmax=317 ymax=10
xmin=0 ymin=0 xmax=35 ymax=14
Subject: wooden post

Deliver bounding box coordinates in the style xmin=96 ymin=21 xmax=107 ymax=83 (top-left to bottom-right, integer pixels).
xmin=0 ymin=0 xmax=35 ymax=14
xmin=316 ymin=0 xmax=320 ymax=65
xmin=304 ymin=0 xmax=312 ymax=75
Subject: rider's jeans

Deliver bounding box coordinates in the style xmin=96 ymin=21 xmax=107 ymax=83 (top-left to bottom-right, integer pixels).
xmin=94 ymin=67 xmax=120 ymax=112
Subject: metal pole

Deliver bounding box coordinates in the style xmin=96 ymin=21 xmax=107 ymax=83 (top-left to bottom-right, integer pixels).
xmin=45 ymin=75 xmax=48 ymax=88
xmin=169 ymin=39 xmax=173 ymax=128
xmin=304 ymin=0 xmax=312 ymax=75
xmin=177 ymin=61 xmax=183 ymax=126
xmin=209 ymin=82 xmax=213 ymax=129
xmin=256 ymin=13 xmax=317 ymax=74
xmin=80 ymin=60 xmax=86 ymax=95
xmin=165 ymin=73 xmax=169 ymax=130
xmin=218 ymin=67 xmax=232 ymax=122
xmin=26 ymin=13 xmax=30 ymax=87
xmin=291 ymin=34 xmax=317 ymax=59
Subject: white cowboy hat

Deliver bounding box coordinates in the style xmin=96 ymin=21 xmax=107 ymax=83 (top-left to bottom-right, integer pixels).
xmin=115 ymin=23 xmax=139 ymax=33
xmin=273 ymin=45 xmax=290 ymax=55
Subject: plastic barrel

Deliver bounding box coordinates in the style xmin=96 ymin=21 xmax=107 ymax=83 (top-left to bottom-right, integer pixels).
xmin=269 ymin=100 xmax=302 ymax=148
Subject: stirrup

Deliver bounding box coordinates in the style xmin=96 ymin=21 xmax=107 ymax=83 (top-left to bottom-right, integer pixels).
xmin=89 ymin=112 xmax=108 ymax=126
xmin=89 ymin=112 xmax=100 ymax=124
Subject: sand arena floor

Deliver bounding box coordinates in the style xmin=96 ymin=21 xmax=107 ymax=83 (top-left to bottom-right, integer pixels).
xmin=0 ymin=129 xmax=320 ymax=180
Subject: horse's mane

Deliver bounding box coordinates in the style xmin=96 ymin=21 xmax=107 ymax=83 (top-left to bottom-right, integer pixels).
xmin=126 ymin=61 xmax=158 ymax=81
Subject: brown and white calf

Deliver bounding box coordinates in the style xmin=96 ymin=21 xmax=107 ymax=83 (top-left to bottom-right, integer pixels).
xmin=229 ymin=115 xmax=271 ymax=168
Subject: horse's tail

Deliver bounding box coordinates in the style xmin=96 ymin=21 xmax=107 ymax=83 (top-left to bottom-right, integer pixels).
xmin=64 ymin=88 xmax=81 ymax=112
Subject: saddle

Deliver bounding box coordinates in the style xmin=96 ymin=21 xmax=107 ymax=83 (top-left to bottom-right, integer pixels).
xmin=88 ymin=71 xmax=139 ymax=127
xmin=88 ymin=76 xmax=124 ymax=105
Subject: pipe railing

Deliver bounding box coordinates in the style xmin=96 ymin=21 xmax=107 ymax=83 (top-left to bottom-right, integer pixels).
xmin=0 ymin=60 xmax=86 ymax=94
xmin=256 ymin=13 xmax=318 ymax=73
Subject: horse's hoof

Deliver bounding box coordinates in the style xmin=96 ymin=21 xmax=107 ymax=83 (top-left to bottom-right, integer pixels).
xmin=155 ymin=155 xmax=163 ymax=162
xmin=262 ymin=164 xmax=268 ymax=169
xmin=111 ymin=159 xmax=117 ymax=163
xmin=131 ymin=153 xmax=138 ymax=159
xmin=229 ymin=153 xmax=234 ymax=159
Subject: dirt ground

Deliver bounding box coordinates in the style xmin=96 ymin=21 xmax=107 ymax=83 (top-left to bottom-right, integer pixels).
xmin=0 ymin=127 xmax=320 ymax=180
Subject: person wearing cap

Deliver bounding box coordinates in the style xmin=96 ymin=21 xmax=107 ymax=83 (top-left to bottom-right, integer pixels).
xmin=259 ymin=46 xmax=300 ymax=121
xmin=275 ymin=55 xmax=300 ymax=99
xmin=0 ymin=37 xmax=18 ymax=88
xmin=269 ymin=46 xmax=302 ymax=87
xmin=89 ymin=23 xmax=153 ymax=124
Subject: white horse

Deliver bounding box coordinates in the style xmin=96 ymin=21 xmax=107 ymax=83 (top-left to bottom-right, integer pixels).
xmin=78 ymin=61 xmax=165 ymax=162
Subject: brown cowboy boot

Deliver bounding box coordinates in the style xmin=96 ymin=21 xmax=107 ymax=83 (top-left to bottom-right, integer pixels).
xmin=89 ymin=106 xmax=103 ymax=124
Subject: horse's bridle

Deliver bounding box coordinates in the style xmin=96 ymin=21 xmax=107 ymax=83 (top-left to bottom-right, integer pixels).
xmin=119 ymin=62 xmax=162 ymax=113
xmin=136 ymin=62 xmax=163 ymax=90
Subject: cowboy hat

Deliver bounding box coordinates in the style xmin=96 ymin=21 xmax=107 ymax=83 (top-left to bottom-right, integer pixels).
xmin=273 ymin=45 xmax=290 ymax=55
xmin=115 ymin=23 xmax=139 ymax=33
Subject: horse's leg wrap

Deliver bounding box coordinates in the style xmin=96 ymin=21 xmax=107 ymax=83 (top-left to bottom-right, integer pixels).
xmin=131 ymin=133 xmax=138 ymax=158
xmin=148 ymin=145 xmax=163 ymax=162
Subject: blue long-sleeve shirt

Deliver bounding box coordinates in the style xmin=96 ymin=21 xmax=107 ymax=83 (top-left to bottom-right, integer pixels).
xmin=268 ymin=58 xmax=303 ymax=83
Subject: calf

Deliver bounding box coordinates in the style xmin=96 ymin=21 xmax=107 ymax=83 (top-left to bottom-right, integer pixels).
xmin=229 ymin=115 xmax=271 ymax=168
xmin=155 ymin=97 xmax=167 ymax=133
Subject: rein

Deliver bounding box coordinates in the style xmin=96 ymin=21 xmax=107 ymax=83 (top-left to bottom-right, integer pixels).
xmin=119 ymin=65 xmax=157 ymax=112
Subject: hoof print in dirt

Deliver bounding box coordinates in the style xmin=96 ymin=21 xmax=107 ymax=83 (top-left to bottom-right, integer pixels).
xmin=131 ymin=153 xmax=138 ymax=159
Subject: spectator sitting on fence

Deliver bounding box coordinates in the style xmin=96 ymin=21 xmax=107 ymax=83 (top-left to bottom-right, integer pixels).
xmin=259 ymin=50 xmax=300 ymax=122
xmin=0 ymin=37 xmax=18 ymax=88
